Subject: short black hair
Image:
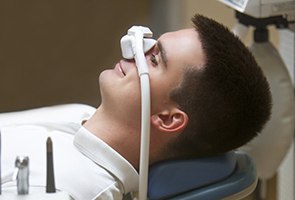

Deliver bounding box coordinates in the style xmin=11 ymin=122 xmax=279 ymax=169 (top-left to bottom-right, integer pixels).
xmin=168 ymin=14 xmax=272 ymax=159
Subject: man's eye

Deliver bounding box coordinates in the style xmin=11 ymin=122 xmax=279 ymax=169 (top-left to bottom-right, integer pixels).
xmin=151 ymin=54 xmax=158 ymax=65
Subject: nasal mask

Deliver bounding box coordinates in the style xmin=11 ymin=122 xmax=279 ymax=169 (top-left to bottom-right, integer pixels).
xmin=120 ymin=26 xmax=157 ymax=75
xmin=120 ymin=26 xmax=156 ymax=200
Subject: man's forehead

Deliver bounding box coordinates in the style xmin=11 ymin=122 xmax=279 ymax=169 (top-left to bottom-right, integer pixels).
xmin=156 ymin=28 xmax=199 ymax=53
xmin=156 ymin=28 xmax=205 ymax=69
xmin=157 ymin=28 xmax=195 ymax=40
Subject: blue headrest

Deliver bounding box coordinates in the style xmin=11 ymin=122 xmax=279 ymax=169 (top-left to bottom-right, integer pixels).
xmin=148 ymin=151 xmax=237 ymax=200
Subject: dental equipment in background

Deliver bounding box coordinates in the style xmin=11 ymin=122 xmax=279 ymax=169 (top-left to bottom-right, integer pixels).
xmin=13 ymin=156 xmax=30 ymax=195
xmin=46 ymin=137 xmax=56 ymax=193
xmin=120 ymin=26 xmax=156 ymax=200
xmin=218 ymin=0 xmax=295 ymax=199
xmin=0 ymin=136 xmax=70 ymax=200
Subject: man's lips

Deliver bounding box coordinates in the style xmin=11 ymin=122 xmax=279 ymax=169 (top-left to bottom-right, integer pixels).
xmin=115 ymin=61 xmax=126 ymax=76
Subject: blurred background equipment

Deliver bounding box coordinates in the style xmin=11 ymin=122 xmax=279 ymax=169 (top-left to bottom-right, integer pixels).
xmin=218 ymin=1 xmax=295 ymax=199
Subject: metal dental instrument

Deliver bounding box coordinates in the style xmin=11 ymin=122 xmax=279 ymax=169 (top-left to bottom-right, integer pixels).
xmin=121 ymin=26 xmax=157 ymax=200
xmin=0 ymin=130 xmax=1 ymax=195
xmin=13 ymin=156 xmax=29 ymax=195
xmin=46 ymin=137 xmax=56 ymax=193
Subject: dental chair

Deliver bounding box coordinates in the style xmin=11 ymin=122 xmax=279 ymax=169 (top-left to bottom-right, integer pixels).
xmin=148 ymin=151 xmax=257 ymax=200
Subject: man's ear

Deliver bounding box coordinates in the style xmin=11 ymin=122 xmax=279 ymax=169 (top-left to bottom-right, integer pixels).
xmin=151 ymin=109 xmax=188 ymax=133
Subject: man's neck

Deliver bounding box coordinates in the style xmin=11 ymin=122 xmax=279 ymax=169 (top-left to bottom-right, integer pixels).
xmin=83 ymin=107 xmax=141 ymax=170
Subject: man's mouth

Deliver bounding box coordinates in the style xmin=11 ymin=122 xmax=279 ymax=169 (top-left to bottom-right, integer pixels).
xmin=119 ymin=64 xmax=126 ymax=76
xmin=115 ymin=62 xmax=126 ymax=76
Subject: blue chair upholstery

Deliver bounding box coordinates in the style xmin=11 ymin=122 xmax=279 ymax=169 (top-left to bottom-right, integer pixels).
xmin=148 ymin=151 xmax=257 ymax=200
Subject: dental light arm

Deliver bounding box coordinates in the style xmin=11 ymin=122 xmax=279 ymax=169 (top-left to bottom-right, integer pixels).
xmin=120 ymin=26 xmax=156 ymax=200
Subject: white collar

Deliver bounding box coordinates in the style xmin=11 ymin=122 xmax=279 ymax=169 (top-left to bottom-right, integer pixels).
xmin=73 ymin=126 xmax=139 ymax=194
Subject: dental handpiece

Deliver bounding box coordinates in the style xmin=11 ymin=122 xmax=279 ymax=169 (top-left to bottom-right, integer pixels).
xmin=46 ymin=137 xmax=56 ymax=193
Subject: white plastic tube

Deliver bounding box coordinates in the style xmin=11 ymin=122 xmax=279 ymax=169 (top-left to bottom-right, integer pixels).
xmin=133 ymin=30 xmax=151 ymax=200
xmin=120 ymin=26 xmax=156 ymax=200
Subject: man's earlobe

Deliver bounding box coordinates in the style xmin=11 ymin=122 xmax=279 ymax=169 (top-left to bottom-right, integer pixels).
xmin=151 ymin=110 xmax=188 ymax=133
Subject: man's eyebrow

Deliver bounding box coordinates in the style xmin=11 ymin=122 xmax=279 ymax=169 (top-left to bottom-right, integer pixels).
xmin=157 ymin=41 xmax=168 ymax=68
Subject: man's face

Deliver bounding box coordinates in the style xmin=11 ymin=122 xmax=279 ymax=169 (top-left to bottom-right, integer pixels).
xmin=99 ymin=28 xmax=205 ymax=128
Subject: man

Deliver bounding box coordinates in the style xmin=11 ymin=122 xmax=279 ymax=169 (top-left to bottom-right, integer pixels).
xmin=1 ymin=14 xmax=271 ymax=199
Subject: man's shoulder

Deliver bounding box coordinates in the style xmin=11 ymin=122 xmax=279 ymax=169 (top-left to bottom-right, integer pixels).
xmin=0 ymin=104 xmax=96 ymax=127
